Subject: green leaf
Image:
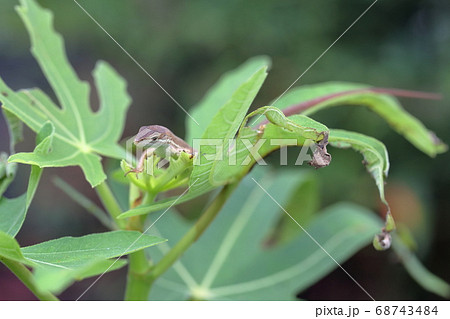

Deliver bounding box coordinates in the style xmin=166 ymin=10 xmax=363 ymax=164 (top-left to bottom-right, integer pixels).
xmin=268 ymin=173 xmax=319 ymax=245
xmin=329 ymin=129 xmax=396 ymax=249
xmin=392 ymin=235 xmax=450 ymax=299
xmin=0 ymin=109 xmax=22 ymax=198
xmin=122 ymin=153 xmax=193 ymax=194
xmin=0 ymin=152 xmax=16 ymax=199
xmin=186 ymin=56 xmax=271 ymax=142
xmin=191 ymin=66 xmax=268 ymax=187
xmin=33 ymin=259 xmax=127 ymax=294
xmin=25 ymin=121 xmax=54 ymax=209
xmin=0 ymin=195 xmax=27 ymax=237
xmin=272 ymin=82 xmax=447 ymax=157
xmin=0 ymin=0 xmax=130 ymax=187
xmin=0 ymin=231 xmax=32 ymax=266
xmin=119 ymin=65 xmax=269 ymax=219
xmin=21 ymin=230 xmax=166 ymax=269
xmin=4 ymin=230 xmax=160 ymax=295
xmin=328 ymin=129 xmax=389 ymax=207
xmin=147 ymin=169 xmax=382 ymax=300
xmin=212 ymin=107 xmax=329 ymax=184
xmin=0 ymin=122 xmax=53 ymax=237
xmin=2 ymin=108 xmax=23 ymax=154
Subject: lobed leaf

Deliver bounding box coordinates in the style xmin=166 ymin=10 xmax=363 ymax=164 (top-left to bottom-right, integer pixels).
xmin=148 ymin=166 xmax=449 ymax=300
xmin=268 ymin=173 xmax=320 ymax=244
xmin=147 ymin=168 xmax=382 ymax=300
xmin=0 ymin=0 xmax=130 ymax=187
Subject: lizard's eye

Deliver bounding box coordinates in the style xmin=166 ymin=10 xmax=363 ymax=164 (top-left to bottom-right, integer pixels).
xmin=151 ymin=137 xmax=157 ymax=141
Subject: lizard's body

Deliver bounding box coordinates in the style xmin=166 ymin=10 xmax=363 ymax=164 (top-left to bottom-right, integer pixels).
xmin=129 ymin=125 xmax=195 ymax=175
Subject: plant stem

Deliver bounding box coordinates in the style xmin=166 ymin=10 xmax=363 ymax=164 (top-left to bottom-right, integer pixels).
xmin=124 ymin=249 xmax=152 ymax=300
xmin=95 ymin=181 xmax=127 ymax=229
xmin=149 ymin=181 xmax=240 ymax=282
xmin=124 ymin=191 xmax=156 ymax=300
xmin=0 ymin=258 xmax=59 ymax=301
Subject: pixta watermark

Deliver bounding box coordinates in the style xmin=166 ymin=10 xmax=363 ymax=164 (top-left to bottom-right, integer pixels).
xmin=126 ymin=133 xmax=330 ymax=176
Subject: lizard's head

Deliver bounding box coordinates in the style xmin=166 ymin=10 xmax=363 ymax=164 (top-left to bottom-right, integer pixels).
xmin=134 ymin=125 xmax=169 ymax=147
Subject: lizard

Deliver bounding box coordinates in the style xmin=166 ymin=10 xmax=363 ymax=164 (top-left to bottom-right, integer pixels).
xmin=126 ymin=125 xmax=196 ymax=176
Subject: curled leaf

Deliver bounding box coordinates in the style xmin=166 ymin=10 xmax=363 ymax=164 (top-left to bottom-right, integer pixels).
xmin=271 ymin=82 xmax=447 ymax=157
xmin=329 ymin=129 xmax=396 ymax=248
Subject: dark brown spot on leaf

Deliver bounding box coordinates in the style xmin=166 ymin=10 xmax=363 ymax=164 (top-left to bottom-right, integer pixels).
xmin=309 ymin=132 xmax=331 ymax=168
xmin=373 ymin=232 xmax=392 ymax=251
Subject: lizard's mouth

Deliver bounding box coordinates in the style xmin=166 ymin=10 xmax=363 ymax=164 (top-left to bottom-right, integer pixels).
xmin=134 ymin=131 xmax=153 ymax=144
xmin=134 ymin=137 xmax=145 ymax=144
xmin=134 ymin=137 xmax=160 ymax=147
xmin=133 ymin=135 xmax=152 ymax=148
xmin=134 ymin=126 xmax=152 ymax=144
xmin=133 ymin=138 xmax=143 ymax=146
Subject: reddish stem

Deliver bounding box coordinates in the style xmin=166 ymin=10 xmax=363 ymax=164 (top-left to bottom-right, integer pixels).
xmin=258 ymin=87 xmax=442 ymax=126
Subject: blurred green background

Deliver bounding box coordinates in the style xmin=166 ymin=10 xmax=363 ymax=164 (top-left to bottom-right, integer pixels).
xmin=0 ymin=0 xmax=449 ymax=300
